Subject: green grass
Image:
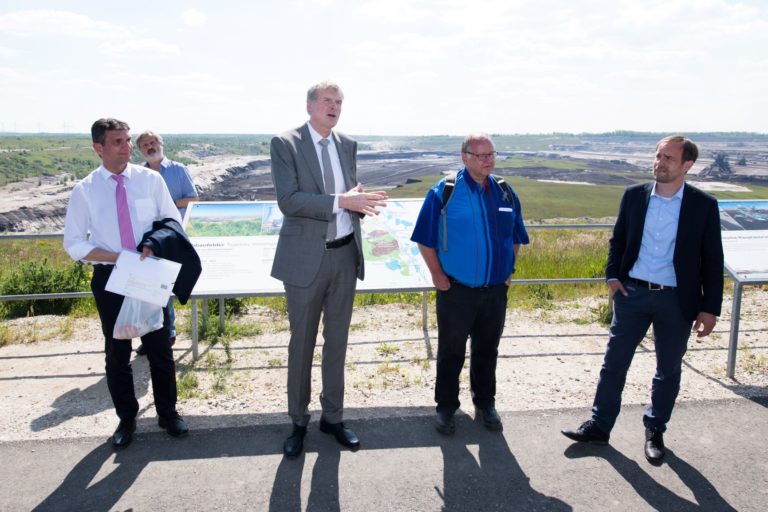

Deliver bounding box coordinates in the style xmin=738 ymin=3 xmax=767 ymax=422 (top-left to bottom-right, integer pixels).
xmin=388 ymin=173 xmax=768 ymax=222
xmin=708 ymin=182 xmax=768 ymax=200
xmin=389 ymin=175 xmax=627 ymax=220
xmin=0 ymin=239 xmax=74 ymax=280
xmin=0 ymin=136 xmax=99 ymax=185
xmin=496 ymin=156 xmax=587 ymax=171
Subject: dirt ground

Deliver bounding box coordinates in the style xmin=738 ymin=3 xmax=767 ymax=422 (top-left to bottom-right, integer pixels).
xmin=1 ymin=288 xmax=766 ymax=443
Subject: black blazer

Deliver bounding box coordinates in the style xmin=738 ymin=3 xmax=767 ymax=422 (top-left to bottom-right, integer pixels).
xmin=606 ymin=182 xmax=724 ymax=322
xmin=138 ymin=218 xmax=202 ymax=304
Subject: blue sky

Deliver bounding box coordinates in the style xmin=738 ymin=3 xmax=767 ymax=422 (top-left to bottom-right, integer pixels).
xmin=1 ymin=0 xmax=766 ymax=135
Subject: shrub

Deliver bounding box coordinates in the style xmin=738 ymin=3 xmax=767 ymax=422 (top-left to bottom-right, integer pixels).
xmin=0 ymin=259 xmax=91 ymax=318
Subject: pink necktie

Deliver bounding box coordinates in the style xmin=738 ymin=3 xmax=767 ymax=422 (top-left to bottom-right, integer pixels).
xmin=111 ymin=174 xmax=135 ymax=250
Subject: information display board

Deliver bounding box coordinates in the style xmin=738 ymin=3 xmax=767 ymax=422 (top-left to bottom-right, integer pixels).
xmin=718 ymin=199 xmax=768 ymax=281
xmin=184 ymin=200 xmax=432 ymax=295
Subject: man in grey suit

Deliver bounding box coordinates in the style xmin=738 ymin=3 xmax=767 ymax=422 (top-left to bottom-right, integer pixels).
xmin=270 ymin=81 xmax=388 ymax=458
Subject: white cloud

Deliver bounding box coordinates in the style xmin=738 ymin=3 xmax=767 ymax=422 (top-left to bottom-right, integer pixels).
xmin=97 ymin=39 xmax=181 ymax=58
xmin=181 ymin=8 xmax=207 ymax=27
xmin=0 ymin=46 xmax=17 ymax=57
xmin=0 ymin=9 xmax=128 ymax=39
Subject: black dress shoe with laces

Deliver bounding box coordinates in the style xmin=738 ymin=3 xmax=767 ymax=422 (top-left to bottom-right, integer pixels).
xmin=475 ymin=406 xmax=503 ymax=431
xmin=158 ymin=413 xmax=189 ymax=437
xmin=561 ymin=420 xmax=610 ymax=444
xmin=435 ymin=410 xmax=456 ymax=435
xmin=319 ymin=418 xmax=360 ymax=451
xmin=135 ymin=343 xmax=147 ymax=356
xmin=644 ymin=428 xmax=665 ymax=463
xmin=112 ymin=419 xmax=136 ymax=448
xmin=283 ymin=424 xmax=307 ymax=458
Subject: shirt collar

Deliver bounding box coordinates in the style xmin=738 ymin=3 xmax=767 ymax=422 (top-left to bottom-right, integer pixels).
xmin=307 ymin=122 xmax=333 ymax=146
xmin=142 ymin=157 xmax=169 ymax=170
xmin=97 ymin=163 xmax=133 ymax=180
xmin=651 ymin=181 xmax=685 ymax=201
xmin=459 ymin=167 xmax=485 ymax=193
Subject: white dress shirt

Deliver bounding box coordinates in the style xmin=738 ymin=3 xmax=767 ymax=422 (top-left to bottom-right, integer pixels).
xmin=307 ymin=123 xmax=354 ymax=240
xmin=63 ymin=163 xmax=181 ymax=263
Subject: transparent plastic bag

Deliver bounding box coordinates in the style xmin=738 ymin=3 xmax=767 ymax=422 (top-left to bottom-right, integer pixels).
xmin=113 ymin=297 xmax=164 ymax=340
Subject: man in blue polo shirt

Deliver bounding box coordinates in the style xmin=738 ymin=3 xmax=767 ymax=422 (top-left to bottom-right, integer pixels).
xmin=411 ymin=133 xmax=529 ymax=435
xmin=135 ymin=130 xmax=198 ymax=355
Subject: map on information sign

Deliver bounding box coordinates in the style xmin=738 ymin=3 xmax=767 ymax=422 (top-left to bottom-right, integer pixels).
xmin=359 ymin=199 xmax=432 ymax=290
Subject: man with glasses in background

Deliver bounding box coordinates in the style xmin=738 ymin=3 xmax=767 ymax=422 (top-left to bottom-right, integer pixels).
xmin=411 ymin=133 xmax=529 ymax=435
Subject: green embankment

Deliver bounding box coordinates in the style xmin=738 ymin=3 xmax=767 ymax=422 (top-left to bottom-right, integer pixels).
xmin=0 ymin=134 xmax=271 ymax=186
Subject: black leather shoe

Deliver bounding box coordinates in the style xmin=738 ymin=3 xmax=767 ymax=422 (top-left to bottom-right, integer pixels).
xmin=135 ymin=343 xmax=147 ymax=356
xmin=475 ymin=406 xmax=503 ymax=431
xmin=561 ymin=420 xmax=610 ymax=444
xmin=158 ymin=413 xmax=189 ymax=437
xmin=319 ymin=418 xmax=360 ymax=451
xmin=283 ymin=424 xmax=307 ymax=458
xmin=112 ymin=419 xmax=136 ymax=448
xmin=644 ymin=428 xmax=665 ymax=463
xmin=435 ymin=410 xmax=456 ymax=435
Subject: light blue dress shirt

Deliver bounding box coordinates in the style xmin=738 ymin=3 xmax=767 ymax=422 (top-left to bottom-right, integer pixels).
xmin=628 ymin=183 xmax=684 ymax=286
xmin=150 ymin=158 xmax=198 ymax=219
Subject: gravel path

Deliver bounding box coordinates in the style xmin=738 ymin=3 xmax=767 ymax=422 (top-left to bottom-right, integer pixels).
xmin=1 ymin=291 xmax=766 ymax=442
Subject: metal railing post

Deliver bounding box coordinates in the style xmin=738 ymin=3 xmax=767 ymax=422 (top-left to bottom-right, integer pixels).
xmin=727 ymin=281 xmax=743 ymax=379
xmin=191 ymin=298 xmax=199 ymax=360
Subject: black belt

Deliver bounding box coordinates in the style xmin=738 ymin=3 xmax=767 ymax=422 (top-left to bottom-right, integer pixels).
xmin=447 ymin=275 xmax=506 ymax=290
xmin=325 ymin=233 xmax=354 ymax=250
xmin=628 ymin=278 xmax=675 ymax=290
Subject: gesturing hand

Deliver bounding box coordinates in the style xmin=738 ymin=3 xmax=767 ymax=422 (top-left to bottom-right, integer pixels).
xmin=339 ymin=183 xmax=388 ymax=216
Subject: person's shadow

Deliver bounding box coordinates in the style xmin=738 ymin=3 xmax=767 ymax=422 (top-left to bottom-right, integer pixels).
xmin=439 ymin=413 xmax=570 ymax=511
xmin=268 ymin=437 xmax=341 ymax=512
xmin=564 ymin=443 xmax=737 ymax=511
xmin=32 ymin=441 xmax=145 ymax=511
xmin=267 ymin=412 xmax=568 ymax=511
xmin=30 ymin=354 xmax=151 ymax=432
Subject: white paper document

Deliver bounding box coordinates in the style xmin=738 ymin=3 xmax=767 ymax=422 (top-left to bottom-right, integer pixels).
xmin=105 ymin=250 xmax=182 ymax=307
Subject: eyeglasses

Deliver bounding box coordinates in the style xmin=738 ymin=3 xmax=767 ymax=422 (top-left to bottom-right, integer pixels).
xmin=463 ymin=151 xmax=497 ymax=160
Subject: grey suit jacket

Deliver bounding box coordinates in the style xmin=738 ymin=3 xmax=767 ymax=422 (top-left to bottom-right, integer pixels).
xmin=270 ymin=123 xmax=364 ymax=287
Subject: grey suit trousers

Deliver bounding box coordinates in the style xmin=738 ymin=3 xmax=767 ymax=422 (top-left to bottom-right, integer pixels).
xmin=285 ymin=241 xmax=358 ymax=426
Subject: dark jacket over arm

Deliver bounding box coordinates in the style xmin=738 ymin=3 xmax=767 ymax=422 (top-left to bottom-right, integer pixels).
xmin=138 ymin=218 xmax=202 ymax=304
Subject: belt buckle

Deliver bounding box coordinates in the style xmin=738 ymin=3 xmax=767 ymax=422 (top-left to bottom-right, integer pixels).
xmin=648 ymin=282 xmax=663 ymax=291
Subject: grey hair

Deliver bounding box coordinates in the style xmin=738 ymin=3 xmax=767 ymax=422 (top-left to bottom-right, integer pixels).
xmin=461 ymin=133 xmax=494 ymax=153
xmin=136 ymin=130 xmax=165 ymax=148
xmin=307 ymin=81 xmax=344 ymax=102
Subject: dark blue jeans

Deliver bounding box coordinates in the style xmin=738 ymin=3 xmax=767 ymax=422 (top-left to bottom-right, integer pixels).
xmin=435 ymin=281 xmax=508 ymax=414
xmin=592 ymin=281 xmax=692 ymax=433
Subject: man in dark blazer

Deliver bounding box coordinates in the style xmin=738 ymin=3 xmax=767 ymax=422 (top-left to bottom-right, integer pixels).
xmin=562 ymin=135 xmax=724 ymax=463
xmin=270 ymin=81 xmax=387 ymax=458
